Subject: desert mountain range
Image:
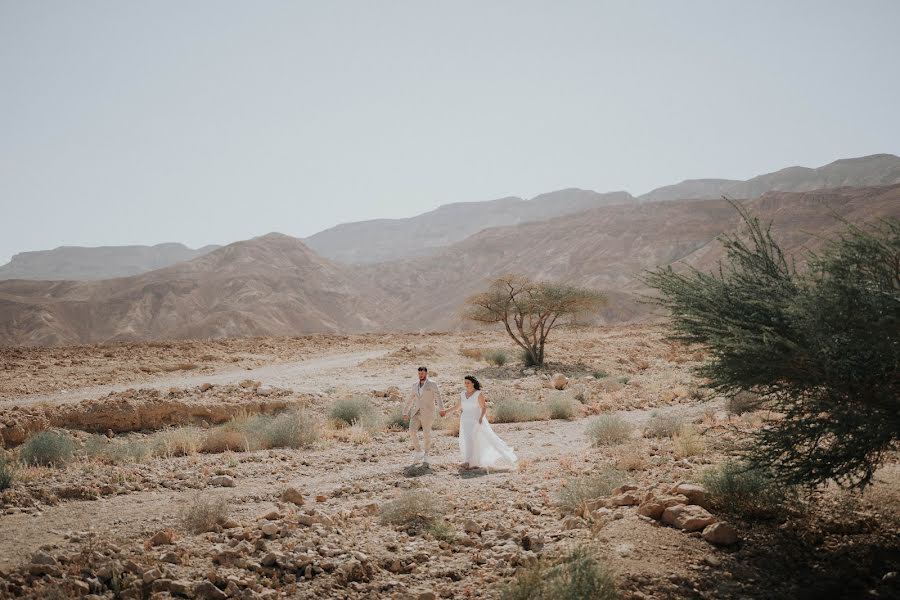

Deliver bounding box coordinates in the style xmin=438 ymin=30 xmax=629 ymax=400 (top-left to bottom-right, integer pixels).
xmin=5 ymin=153 xmax=899 ymax=282
xmin=0 ymin=243 xmax=221 ymax=281
xmin=1 ymin=154 xmax=899 ymax=345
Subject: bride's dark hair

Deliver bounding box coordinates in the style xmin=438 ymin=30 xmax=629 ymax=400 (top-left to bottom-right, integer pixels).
xmin=464 ymin=375 xmax=481 ymax=390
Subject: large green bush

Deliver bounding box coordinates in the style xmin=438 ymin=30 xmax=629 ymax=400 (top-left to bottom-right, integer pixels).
xmin=645 ymin=209 xmax=899 ymax=488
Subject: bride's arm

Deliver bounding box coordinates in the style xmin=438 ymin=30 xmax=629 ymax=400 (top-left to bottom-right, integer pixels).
xmin=478 ymin=392 xmax=488 ymax=424
xmin=440 ymin=401 xmax=461 ymax=417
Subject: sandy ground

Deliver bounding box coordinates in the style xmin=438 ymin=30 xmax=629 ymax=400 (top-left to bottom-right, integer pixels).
xmin=0 ymin=325 xmax=898 ymax=600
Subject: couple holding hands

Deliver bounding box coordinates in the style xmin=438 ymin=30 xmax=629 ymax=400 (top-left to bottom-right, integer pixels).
xmin=402 ymin=366 xmax=518 ymax=471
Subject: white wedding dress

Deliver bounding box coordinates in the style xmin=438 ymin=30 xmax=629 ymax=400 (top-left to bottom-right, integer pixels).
xmin=458 ymin=390 xmax=518 ymax=468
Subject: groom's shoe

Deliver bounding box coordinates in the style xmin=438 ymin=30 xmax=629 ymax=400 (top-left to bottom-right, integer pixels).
xmin=422 ymin=453 xmax=430 ymax=467
xmin=412 ymin=451 xmax=424 ymax=464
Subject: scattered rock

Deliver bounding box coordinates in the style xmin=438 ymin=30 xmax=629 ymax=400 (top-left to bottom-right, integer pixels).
xmin=702 ymin=522 xmax=739 ymax=546
xmin=281 ymin=487 xmax=305 ymax=506
xmin=148 ymin=529 xmax=176 ymax=547
xmin=209 ymin=475 xmax=235 ymax=487
xmin=637 ymin=502 xmax=665 ymax=520
xmin=672 ymin=483 xmax=709 ymax=508
xmin=194 ymin=581 xmax=228 ymax=600
xmin=662 ymin=504 xmax=717 ymax=532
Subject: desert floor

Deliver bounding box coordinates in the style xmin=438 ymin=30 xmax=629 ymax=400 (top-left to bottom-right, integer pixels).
xmin=0 ymin=325 xmax=898 ymax=600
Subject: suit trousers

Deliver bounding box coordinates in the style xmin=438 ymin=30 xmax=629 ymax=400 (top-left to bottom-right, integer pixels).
xmin=409 ymin=412 xmax=433 ymax=454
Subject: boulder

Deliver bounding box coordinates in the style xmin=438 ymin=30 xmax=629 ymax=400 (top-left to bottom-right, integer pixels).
xmin=281 ymin=487 xmax=305 ymax=506
xmin=672 ymin=483 xmax=709 ymax=508
xmin=702 ymin=522 xmax=739 ymax=546
xmin=209 ymin=475 xmax=235 ymax=488
xmin=662 ymin=504 xmax=717 ymax=532
xmin=637 ymin=502 xmax=665 ymax=520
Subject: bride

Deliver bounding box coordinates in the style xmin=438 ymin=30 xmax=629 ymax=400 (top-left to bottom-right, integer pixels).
xmin=440 ymin=375 xmax=518 ymax=470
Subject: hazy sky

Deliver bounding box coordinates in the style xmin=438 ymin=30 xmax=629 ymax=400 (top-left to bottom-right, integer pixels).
xmin=2 ymin=1 xmax=899 ymax=264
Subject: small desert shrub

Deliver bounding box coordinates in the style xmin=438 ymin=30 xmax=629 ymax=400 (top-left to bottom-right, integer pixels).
xmin=180 ymin=495 xmax=231 ymax=533
xmin=592 ymin=369 xmax=609 ymax=379
xmin=644 ymin=413 xmax=683 ymax=438
xmin=615 ymin=442 xmax=647 ymax=472
xmin=702 ymin=461 xmax=794 ymax=519
xmin=501 ymin=546 xmax=618 ymax=600
xmin=329 ymin=396 xmax=378 ymax=427
xmin=548 ymin=396 xmax=577 ymax=420
xmin=0 ymin=457 xmax=16 ymax=490
xmin=617 ymin=376 xmax=629 ymax=385
xmin=673 ymin=424 xmax=706 ymax=458
xmin=19 ymin=429 xmax=75 ymax=467
xmin=347 ymin=421 xmax=373 ymax=445
xmin=84 ymin=435 xmax=149 ymax=464
xmin=385 ymin=407 xmax=409 ymax=431
xmin=201 ymin=424 xmax=248 ymax=453
xmin=152 ymin=427 xmax=201 ymax=457
xmin=586 ymin=415 xmax=632 ymax=447
xmin=483 ymin=349 xmax=509 ymax=367
xmin=380 ymin=490 xmax=443 ymax=529
xmin=521 ymin=349 xmax=539 ymax=368
xmin=426 ymin=520 xmax=459 ymax=543
xmin=459 ymin=347 xmax=483 ymax=360
xmin=557 ymin=468 xmax=626 ymax=514
xmin=257 ymin=411 xmax=319 ymax=449
xmin=493 ymin=398 xmax=547 ymax=423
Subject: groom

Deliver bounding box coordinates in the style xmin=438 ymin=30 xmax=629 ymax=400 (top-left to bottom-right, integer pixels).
xmin=402 ymin=366 xmax=444 ymax=466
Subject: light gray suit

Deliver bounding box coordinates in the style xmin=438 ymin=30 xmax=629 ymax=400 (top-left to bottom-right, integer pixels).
xmin=403 ymin=379 xmax=443 ymax=456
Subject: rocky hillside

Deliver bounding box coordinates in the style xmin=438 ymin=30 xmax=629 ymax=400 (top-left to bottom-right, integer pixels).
xmin=367 ymin=184 xmax=900 ymax=330
xmin=639 ymin=153 xmax=900 ymax=203
xmin=0 ymin=243 xmax=220 ymax=281
xmin=0 ymin=234 xmax=385 ymax=346
xmin=305 ymin=189 xmax=634 ymax=264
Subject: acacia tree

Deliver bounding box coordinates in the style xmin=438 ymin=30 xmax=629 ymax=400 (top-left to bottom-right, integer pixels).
xmin=465 ymin=274 xmax=606 ymax=367
xmin=643 ymin=204 xmax=899 ymax=489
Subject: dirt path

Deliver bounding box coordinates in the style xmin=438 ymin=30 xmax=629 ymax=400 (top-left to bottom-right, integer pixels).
xmin=5 ymin=350 xmax=388 ymax=408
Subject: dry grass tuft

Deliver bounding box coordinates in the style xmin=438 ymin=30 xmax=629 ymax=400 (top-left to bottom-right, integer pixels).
xmin=180 ymin=494 xmax=231 ymax=534
xmin=557 ymin=468 xmax=626 ymax=514
xmin=380 ymin=490 xmax=443 ymax=530
xmin=614 ymin=442 xmax=648 ymax=472
xmin=459 ymin=347 xmax=483 ymax=360
xmin=673 ymin=424 xmax=706 ymax=458
xmin=585 ymin=415 xmax=632 ymax=447
xmin=152 ymin=426 xmax=201 ymax=457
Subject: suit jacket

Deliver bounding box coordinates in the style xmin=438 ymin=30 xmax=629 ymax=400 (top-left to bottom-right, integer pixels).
xmin=403 ymin=379 xmax=444 ymax=421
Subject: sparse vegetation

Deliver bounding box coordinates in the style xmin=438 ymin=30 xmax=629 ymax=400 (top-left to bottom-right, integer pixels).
xmin=84 ymin=435 xmax=150 ymax=464
xmin=459 ymin=347 xmax=483 ymax=360
xmin=645 ymin=210 xmax=900 ymax=488
xmin=483 ymin=349 xmax=509 ymax=366
xmin=672 ymin=424 xmax=705 ymax=458
xmin=492 ymin=398 xmax=547 ymax=423
xmin=586 ymin=415 xmax=632 ymax=446
xmin=644 ymin=412 xmax=683 ymax=438
xmin=0 ymin=457 xmax=16 ymax=490
xmin=385 ymin=407 xmax=409 ymax=431
xmin=615 ymin=442 xmax=647 ymax=472
xmin=592 ymin=369 xmax=609 ymax=379
xmin=329 ymin=396 xmax=378 ymax=427
xmin=19 ymin=429 xmax=75 ymax=467
xmin=702 ymin=460 xmax=795 ymax=519
xmin=201 ymin=423 xmax=248 ymax=453
xmin=501 ymin=546 xmax=618 ymax=600
xmin=152 ymin=426 xmax=201 ymax=457
xmin=465 ymin=274 xmax=606 ymax=367
xmin=557 ymin=468 xmax=626 ymax=514
xmin=380 ymin=490 xmax=443 ymax=530
xmin=548 ymin=396 xmax=577 ymax=420
xmin=426 ymin=520 xmax=459 ymax=543
xmin=180 ymin=494 xmax=232 ymax=533
xmin=258 ymin=410 xmax=319 ymax=449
